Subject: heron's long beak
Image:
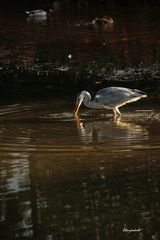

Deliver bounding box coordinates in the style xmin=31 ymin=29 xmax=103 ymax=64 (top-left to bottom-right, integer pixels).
xmin=74 ymin=99 xmax=83 ymax=116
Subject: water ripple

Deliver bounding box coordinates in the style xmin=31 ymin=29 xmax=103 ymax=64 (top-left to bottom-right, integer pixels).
xmin=0 ymin=102 xmax=159 ymax=154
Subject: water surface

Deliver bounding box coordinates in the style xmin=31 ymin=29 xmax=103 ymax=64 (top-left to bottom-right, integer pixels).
xmin=0 ymin=1 xmax=160 ymax=65
xmin=0 ymin=101 xmax=160 ymax=239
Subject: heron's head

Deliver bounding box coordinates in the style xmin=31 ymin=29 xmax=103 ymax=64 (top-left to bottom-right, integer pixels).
xmin=74 ymin=91 xmax=88 ymax=116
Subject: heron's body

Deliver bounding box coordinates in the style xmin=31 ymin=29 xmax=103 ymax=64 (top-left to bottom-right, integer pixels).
xmin=74 ymin=87 xmax=147 ymax=117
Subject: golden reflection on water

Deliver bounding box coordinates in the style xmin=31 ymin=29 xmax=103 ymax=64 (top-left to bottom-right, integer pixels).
xmin=0 ymin=102 xmax=160 ymax=239
xmin=75 ymin=116 xmax=148 ymax=146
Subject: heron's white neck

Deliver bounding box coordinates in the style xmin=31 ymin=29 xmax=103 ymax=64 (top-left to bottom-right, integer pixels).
xmin=83 ymin=91 xmax=100 ymax=109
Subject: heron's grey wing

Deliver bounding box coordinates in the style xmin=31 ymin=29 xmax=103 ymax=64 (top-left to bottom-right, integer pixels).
xmin=95 ymin=91 xmax=117 ymax=107
xmin=95 ymin=87 xmax=142 ymax=107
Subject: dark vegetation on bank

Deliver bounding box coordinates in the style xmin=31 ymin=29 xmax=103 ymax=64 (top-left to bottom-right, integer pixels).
xmin=0 ymin=60 xmax=159 ymax=104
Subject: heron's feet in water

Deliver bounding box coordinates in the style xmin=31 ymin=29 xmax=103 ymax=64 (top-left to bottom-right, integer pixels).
xmin=113 ymin=107 xmax=122 ymax=121
xmin=113 ymin=107 xmax=122 ymax=118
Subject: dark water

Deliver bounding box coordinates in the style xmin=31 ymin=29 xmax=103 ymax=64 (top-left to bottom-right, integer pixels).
xmin=0 ymin=1 xmax=160 ymax=65
xmin=0 ymin=102 xmax=160 ymax=240
xmin=0 ymin=1 xmax=160 ymax=240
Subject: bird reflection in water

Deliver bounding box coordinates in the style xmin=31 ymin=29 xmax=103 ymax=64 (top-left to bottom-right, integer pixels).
xmin=75 ymin=115 xmax=148 ymax=144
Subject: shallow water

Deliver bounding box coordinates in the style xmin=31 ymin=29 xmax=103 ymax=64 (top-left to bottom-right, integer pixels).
xmin=0 ymin=101 xmax=160 ymax=239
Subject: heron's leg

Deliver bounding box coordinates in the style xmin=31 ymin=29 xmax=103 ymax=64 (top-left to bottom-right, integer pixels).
xmin=113 ymin=108 xmax=117 ymax=117
xmin=113 ymin=108 xmax=121 ymax=121
xmin=115 ymin=107 xmax=122 ymax=116
xmin=113 ymin=109 xmax=119 ymax=121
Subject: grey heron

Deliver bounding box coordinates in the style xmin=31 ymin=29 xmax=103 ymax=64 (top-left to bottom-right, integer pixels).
xmin=74 ymin=87 xmax=147 ymax=117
